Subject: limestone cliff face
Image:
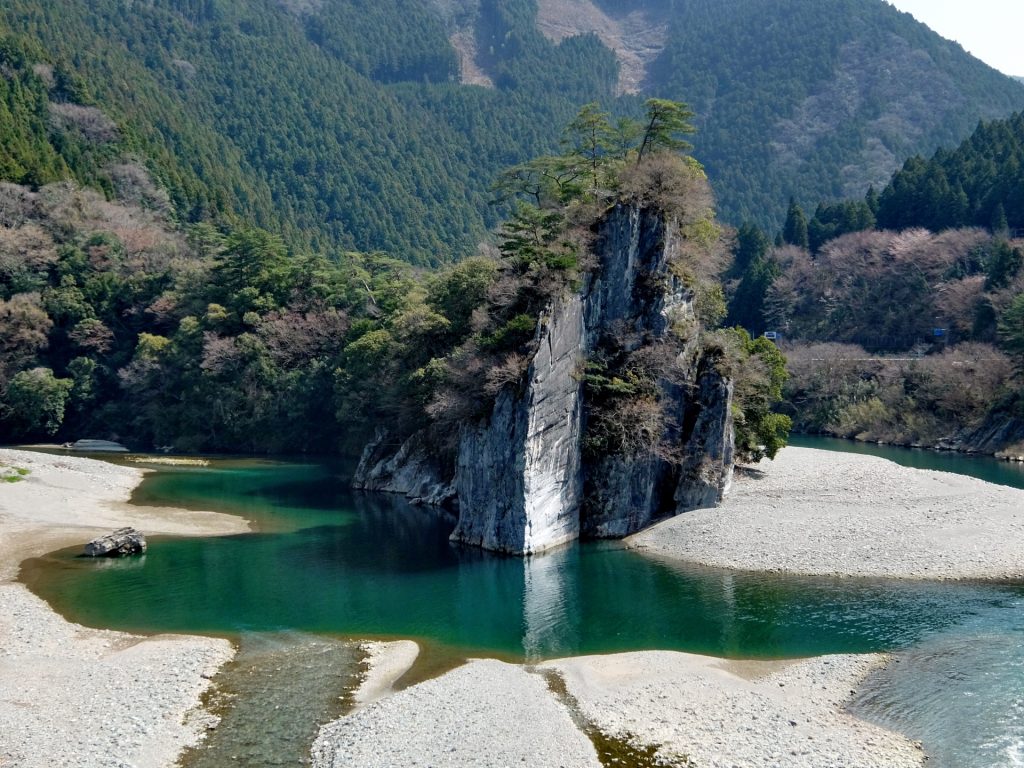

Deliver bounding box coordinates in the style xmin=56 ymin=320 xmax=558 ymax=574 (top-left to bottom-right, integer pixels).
xmin=582 ymin=362 xmax=734 ymax=539
xmin=578 ymin=206 xmax=734 ymax=539
xmin=451 ymin=297 xmax=585 ymax=554
xmin=353 ymin=429 xmax=456 ymax=507
xmin=583 ymin=204 xmax=685 ymax=347
xmin=354 ymin=203 xmax=735 ymax=554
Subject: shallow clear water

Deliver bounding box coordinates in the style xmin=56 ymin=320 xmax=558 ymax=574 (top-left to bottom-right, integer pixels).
xmin=179 ymin=632 xmax=360 ymax=768
xmin=852 ymin=597 xmax=1024 ymax=768
xmin=795 ymin=437 xmax=1024 ymax=767
xmin=20 ymin=439 xmax=1024 ymax=766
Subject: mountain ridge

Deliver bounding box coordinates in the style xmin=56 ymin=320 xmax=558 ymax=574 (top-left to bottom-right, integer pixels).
xmin=1 ymin=0 xmax=1022 ymax=262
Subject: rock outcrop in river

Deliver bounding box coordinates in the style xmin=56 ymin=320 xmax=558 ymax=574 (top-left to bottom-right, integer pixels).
xmin=353 ymin=204 xmax=734 ymax=554
xmin=83 ymin=527 xmax=147 ymax=557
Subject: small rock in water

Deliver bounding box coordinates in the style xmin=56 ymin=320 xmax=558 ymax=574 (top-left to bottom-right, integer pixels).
xmin=83 ymin=527 xmax=147 ymax=557
xmin=69 ymin=438 xmax=129 ymax=452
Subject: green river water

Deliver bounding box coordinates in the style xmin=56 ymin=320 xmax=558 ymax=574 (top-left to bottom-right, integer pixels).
xmin=19 ymin=438 xmax=1024 ymax=767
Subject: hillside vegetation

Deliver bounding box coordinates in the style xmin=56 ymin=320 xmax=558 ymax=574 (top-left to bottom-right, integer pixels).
xmin=1 ymin=0 xmax=1021 ymax=263
xmin=0 ymin=100 xmax=785 ymax=459
xmin=724 ymin=114 xmax=1024 ymax=452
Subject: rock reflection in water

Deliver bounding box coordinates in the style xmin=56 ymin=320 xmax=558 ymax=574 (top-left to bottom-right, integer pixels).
xmin=522 ymin=547 xmax=581 ymax=661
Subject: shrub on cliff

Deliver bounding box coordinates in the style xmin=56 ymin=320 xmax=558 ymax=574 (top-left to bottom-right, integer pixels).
xmin=709 ymin=328 xmax=791 ymax=462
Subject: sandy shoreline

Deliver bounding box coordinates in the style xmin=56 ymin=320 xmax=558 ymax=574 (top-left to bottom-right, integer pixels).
xmin=0 ymin=448 xmax=248 ymax=768
xmin=629 ymin=446 xmax=1024 ymax=580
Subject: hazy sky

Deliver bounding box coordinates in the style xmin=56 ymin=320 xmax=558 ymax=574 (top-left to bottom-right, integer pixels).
xmin=887 ymin=0 xmax=1024 ymax=76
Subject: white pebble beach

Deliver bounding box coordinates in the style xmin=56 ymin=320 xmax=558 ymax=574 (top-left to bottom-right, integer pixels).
xmin=629 ymin=446 xmax=1024 ymax=580
xmin=0 ymin=447 xmax=248 ymax=768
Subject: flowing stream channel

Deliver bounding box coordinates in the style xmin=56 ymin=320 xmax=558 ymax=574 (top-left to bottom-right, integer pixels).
xmin=19 ymin=438 xmax=1024 ymax=767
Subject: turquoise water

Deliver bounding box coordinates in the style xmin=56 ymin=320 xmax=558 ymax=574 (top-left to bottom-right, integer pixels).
xmin=788 ymin=434 xmax=1024 ymax=489
xmin=787 ymin=437 xmax=1024 ymax=767
xmin=22 ymin=451 xmax=1023 ymax=661
xmin=20 ymin=440 xmax=1024 ymax=766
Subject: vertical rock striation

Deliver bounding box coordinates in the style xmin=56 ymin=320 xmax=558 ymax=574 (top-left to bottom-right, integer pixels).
xmin=353 ymin=204 xmax=735 ymax=554
xmin=579 ymin=206 xmax=733 ymax=539
xmin=451 ymin=297 xmax=586 ymax=554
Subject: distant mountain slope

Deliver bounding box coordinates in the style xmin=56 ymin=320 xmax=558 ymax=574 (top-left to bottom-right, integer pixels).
xmin=443 ymin=0 xmax=1024 ymax=226
xmin=1 ymin=0 xmax=1022 ymax=261
xmin=876 ymin=112 xmax=1024 ymax=232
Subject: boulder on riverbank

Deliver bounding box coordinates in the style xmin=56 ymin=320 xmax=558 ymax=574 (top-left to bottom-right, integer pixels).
xmin=83 ymin=527 xmax=147 ymax=557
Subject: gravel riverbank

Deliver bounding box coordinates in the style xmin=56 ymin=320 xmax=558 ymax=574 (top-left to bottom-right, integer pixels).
xmin=312 ymin=658 xmax=603 ymax=768
xmin=312 ymin=652 xmax=923 ymax=768
xmin=629 ymin=446 xmax=1024 ymax=580
xmin=0 ymin=448 xmax=248 ymax=768
xmin=546 ymin=652 xmax=924 ymax=768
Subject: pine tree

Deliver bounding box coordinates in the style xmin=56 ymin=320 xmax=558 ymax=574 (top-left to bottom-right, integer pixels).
xmin=635 ymin=99 xmax=696 ymax=164
xmin=998 ymin=293 xmax=1024 ymax=365
xmin=865 ymin=185 xmax=880 ymax=215
xmin=782 ymin=198 xmax=809 ymax=249
xmin=563 ymin=102 xmax=615 ymax=194
xmin=992 ymin=202 xmax=1009 ymax=234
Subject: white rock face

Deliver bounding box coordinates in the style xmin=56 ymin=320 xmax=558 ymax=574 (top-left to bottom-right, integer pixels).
xmin=452 ymin=296 xmax=586 ymax=554
xmin=355 ymin=204 xmax=736 ymax=555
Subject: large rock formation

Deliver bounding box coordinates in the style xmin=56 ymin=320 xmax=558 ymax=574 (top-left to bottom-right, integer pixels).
xmin=353 ymin=204 xmax=734 ymax=554
xmin=353 ymin=429 xmax=456 ymax=507
xmin=451 ymin=297 xmax=586 ymax=553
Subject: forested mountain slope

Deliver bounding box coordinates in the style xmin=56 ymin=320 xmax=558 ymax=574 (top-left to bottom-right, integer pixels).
xmin=0 ymin=99 xmax=787 ymax=473
xmin=721 ymin=114 xmax=1024 ymax=453
xmin=876 ymin=112 xmax=1024 ymax=233
xmin=1 ymin=0 xmax=1022 ymax=263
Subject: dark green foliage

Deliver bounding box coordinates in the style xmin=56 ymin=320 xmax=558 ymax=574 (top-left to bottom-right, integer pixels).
xmin=781 ymin=199 xmax=809 ymax=249
xmin=0 ymin=90 xmax=786 ymax=464
xmin=0 ymin=0 xmax=618 ymax=262
xmin=730 ymin=223 xmax=771 ymax=276
xmin=876 ymin=113 xmax=1024 ymax=233
xmin=426 ymin=257 xmax=500 ymax=343
xmin=2 ymin=0 xmax=1022 ymax=263
xmin=1000 ymin=294 xmax=1024 ymax=364
xmin=635 ymin=98 xmax=696 ymax=163
xmin=302 ymin=0 xmax=458 ymax=84
xmin=735 ymin=114 xmax=1024 ymax=349
xmin=2 ymin=367 xmax=72 ymax=437
xmin=807 ymin=200 xmax=875 ymax=253
xmin=985 ymin=240 xmax=1024 ymax=290
xmin=646 ymin=0 xmax=1024 ymax=229
xmin=715 ymin=328 xmax=791 ymax=462
xmin=480 ymin=313 xmax=537 ymax=352
xmin=727 ymin=117 xmax=1024 ymax=452
xmin=726 ymin=224 xmax=778 ymax=336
